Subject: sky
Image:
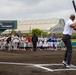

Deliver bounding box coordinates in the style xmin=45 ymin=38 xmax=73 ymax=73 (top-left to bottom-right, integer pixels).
xmin=0 ymin=0 xmax=76 ymax=22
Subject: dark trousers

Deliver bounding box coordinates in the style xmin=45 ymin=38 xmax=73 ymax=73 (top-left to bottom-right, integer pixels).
xmin=62 ymin=34 xmax=72 ymax=65
xmin=32 ymin=42 xmax=37 ymax=51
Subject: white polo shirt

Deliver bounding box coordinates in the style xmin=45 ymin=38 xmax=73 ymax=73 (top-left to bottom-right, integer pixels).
xmin=63 ymin=19 xmax=73 ymax=35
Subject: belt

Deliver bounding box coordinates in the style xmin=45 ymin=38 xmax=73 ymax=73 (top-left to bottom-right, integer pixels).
xmin=63 ymin=34 xmax=71 ymax=37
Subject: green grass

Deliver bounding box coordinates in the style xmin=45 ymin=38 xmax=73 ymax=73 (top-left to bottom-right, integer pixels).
xmin=72 ymin=39 xmax=76 ymax=42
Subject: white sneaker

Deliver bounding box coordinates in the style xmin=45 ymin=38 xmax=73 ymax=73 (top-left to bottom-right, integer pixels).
xmin=62 ymin=60 xmax=67 ymax=66
xmin=66 ymin=64 xmax=75 ymax=68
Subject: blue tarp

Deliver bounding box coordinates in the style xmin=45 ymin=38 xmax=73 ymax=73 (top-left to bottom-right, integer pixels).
xmin=72 ymin=42 xmax=76 ymax=46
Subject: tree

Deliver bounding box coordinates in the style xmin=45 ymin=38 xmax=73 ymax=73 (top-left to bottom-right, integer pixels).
xmin=32 ymin=28 xmax=47 ymax=37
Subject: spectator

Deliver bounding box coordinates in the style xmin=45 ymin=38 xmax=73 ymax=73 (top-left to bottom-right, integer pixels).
xmin=32 ymin=34 xmax=38 ymax=51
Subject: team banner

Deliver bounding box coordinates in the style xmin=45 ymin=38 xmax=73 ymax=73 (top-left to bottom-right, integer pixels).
xmin=0 ymin=20 xmax=17 ymax=29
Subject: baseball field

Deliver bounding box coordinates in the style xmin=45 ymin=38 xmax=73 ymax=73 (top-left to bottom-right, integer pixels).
xmin=0 ymin=49 xmax=76 ymax=75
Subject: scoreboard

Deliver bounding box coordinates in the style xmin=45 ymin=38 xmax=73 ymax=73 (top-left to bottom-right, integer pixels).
xmin=0 ymin=20 xmax=17 ymax=29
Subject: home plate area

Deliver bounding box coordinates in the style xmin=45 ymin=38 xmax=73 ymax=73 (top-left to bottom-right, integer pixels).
xmin=33 ymin=63 xmax=76 ymax=72
xmin=0 ymin=62 xmax=76 ymax=72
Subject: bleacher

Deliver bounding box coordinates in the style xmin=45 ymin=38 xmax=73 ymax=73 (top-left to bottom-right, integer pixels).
xmin=1 ymin=18 xmax=65 ymax=34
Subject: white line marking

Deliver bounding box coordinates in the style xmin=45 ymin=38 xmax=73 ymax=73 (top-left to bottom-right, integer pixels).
xmin=0 ymin=62 xmax=33 ymax=66
xmin=34 ymin=65 xmax=54 ymax=72
xmin=0 ymin=62 xmax=76 ymax=72
xmin=53 ymin=68 xmax=76 ymax=71
xmin=0 ymin=62 xmax=63 ymax=66
xmin=0 ymin=62 xmax=54 ymax=72
xmin=39 ymin=64 xmax=63 ymax=66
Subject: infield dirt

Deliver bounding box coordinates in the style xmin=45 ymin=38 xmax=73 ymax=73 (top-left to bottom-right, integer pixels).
xmin=0 ymin=49 xmax=76 ymax=75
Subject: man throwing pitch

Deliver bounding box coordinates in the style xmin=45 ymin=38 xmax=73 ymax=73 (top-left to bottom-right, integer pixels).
xmin=62 ymin=14 xmax=76 ymax=67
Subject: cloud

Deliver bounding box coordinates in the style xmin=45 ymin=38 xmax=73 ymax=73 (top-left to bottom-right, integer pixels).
xmin=0 ymin=0 xmax=75 ymax=21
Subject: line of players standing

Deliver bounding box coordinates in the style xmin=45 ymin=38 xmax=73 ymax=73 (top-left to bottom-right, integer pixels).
xmin=0 ymin=34 xmax=63 ymax=51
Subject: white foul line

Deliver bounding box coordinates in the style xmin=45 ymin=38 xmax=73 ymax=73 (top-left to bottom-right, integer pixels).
xmin=0 ymin=62 xmax=63 ymax=66
xmin=0 ymin=62 xmax=54 ymax=72
xmin=0 ymin=62 xmax=33 ymax=66
xmin=0 ymin=62 xmax=76 ymax=72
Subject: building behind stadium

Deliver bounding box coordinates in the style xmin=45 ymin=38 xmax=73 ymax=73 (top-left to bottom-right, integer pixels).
xmin=1 ymin=18 xmax=65 ymax=34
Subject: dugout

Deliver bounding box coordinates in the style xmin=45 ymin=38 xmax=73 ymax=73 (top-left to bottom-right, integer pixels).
xmin=0 ymin=20 xmax=17 ymax=34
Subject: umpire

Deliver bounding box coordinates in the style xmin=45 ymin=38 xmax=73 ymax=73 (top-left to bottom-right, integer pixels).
xmin=32 ymin=34 xmax=38 ymax=51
